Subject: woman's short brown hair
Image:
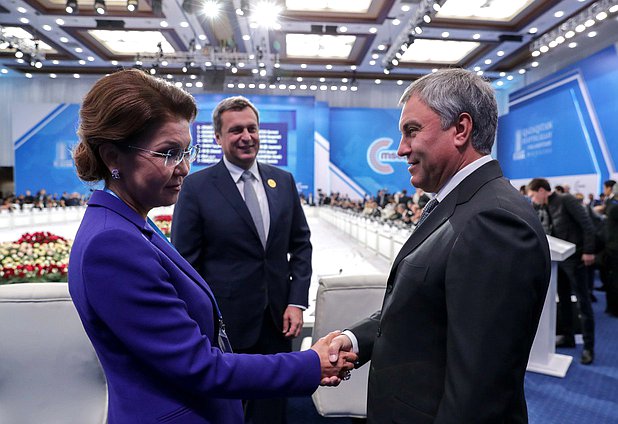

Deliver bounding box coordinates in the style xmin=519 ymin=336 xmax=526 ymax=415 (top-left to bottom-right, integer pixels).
xmin=73 ymin=69 xmax=197 ymax=183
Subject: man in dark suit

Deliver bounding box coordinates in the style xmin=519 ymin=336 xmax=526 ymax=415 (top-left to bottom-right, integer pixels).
xmin=171 ymin=96 xmax=312 ymax=424
xmin=328 ymin=69 xmax=551 ymax=423
xmin=527 ymin=178 xmax=596 ymax=364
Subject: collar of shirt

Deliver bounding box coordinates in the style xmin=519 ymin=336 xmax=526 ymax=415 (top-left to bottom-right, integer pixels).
xmin=433 ymin=155 xmax=493 ymax=202
xmin=223 ymin=156 xmax=261 ymax=184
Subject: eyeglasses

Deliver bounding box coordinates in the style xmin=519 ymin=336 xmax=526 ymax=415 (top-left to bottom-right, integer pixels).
xmin=126 ymin=145 xmax=199 ymax=167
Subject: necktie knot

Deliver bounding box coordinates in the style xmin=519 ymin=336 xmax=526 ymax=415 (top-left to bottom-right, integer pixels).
xmin=241 ymin=170 xmax=253 ymax=182
xmin=415 ymin=198 xmax=439 ymax=229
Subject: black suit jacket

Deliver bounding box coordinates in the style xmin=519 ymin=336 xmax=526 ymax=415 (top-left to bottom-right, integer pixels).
xmin=171 ymin=160 xmax=312 ymax=350
xmin=351 ymin=161 xmax=551 ymax=423
xmin=547 ymin=192 xmax=595 ymax=257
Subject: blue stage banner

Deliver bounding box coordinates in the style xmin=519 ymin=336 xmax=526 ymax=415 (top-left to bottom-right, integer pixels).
xmin=329 ymin=107 xmax=411 ymax=195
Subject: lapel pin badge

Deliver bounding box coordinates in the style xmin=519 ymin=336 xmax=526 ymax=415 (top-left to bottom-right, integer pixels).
xmin=267 ymin=179 xmax=277 ymax=188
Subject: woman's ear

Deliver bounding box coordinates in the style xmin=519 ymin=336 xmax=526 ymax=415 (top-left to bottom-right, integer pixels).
xmin=98 ymin=143 xmax=120 ymax=171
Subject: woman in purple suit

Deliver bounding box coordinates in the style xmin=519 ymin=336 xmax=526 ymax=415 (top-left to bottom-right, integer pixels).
xmin=68 ymin=69 xmax=355 ymax=424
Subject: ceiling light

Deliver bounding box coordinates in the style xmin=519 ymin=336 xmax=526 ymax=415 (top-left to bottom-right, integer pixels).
xmin=392 ymin=19 xmax=401 ymax=26
xmin=252 ymin=1 xmax=282 ymax=28
xmin=369 ymin=27 xmax=377 ymax=34
xmin=596 ymin=12 xmax=608 ymax=20
xmin=484 ymin=59 xmax=492 ymax=65
xmin=519 ymin=69 xmax=526 ymax=74
xmin=319 ymin=77 xmax=326 ymax=82
xmin=383 ymin=69 xmax=390 ymax=74
xmin=423 ymin=15 xmax=431 ymax=23
xmin=199 ymin=34 xmax=207 ymax=41
xmin=531 ymin=50 xmax=540 ymax=57
xmin=588 ymin=31 xmax=597 ymax=37
xmin=87 ymin=56 xmax=95 ymax=61
xmin=65 ymin=0 xmax=77 ymax=13
xmin=75 ymin=47 xmax=83 ymax=53
xmin=374 ymin=79 xmax=381 ymax=84
xmin=397 ymin=80 xmax=403 ymax=85
xmin=340 ymin=86 xmax=347 ymax=91
xmin=42 ymin=25 xmax=52 ymax=31
xmin=610 ymin=5 xmax=618 ymax=13
xmin=415 ymin=26 xmax=423 ymax=34
xmin=432 ymin=3 xmax=441 ymax=12
xmin=476 ymin=70 xmax=483 ymax=75
xmin=497 ymin=50 xmax=505 ymax=57
xmin=16 ymin=59 xmax=24 ymax=64
xmin=310 ymin=85 xmax=317 ymax=90
xmin=73 ymin=73 xmax=80 ymax=78
xmin=350 ymin=65 xmax=357 ymax=70
xmin=196 ymin=81 xmax=204 ymax=88
xmin=401 ymin=5 xmax=410 ymax=12
xmin=369 ymin=60 xmax=376 ymax=65
xmin=528 ymin=27 xmax=538 ymax=34
xmin=15 ymin=51 xmax=24 ymax=59
xmin=127 ymin=0 xmax=138 ymax=12
xmin=540 ymin=45 xmax=549 ymax=53
xmin=17 ymin=7 xmax=27 ymax=13
xmin=56 ymin=18 xmax=65 ymax=25
xmin=499 ymin=72 xmax=506 ymax=77
xmin=496 ymin=81 xmax=504 ymax=87
xmin=160 ymin=21 xmax=169 ymax=28
xmin=584 ymin=19 xmax=595 ymax=27
xmin=300 ymin=63 xmax=307 ymax=68
xmin=330 ymin=85 xmax=337 ymax=91
xmin=391 ymin=58 xmax=399 ymax=66
xmin=326 ymin=64 xmax=333 ymax=69
xmin=575 ymin=24 xmax=586 ymax=32
xmin=531 ymin=61 xmax=539 ymax=67
xmin=203 ymin=0 xmax=221 ymax=18
xmin=378 ymin=44 xmax=386 ymax=51
xmin=442 ymin=32 xmax=449 ymax=38
xmin=238 ymin=83 xmax=246 ymax=89
xmin=507 ymin=75 xmax=514 ymax=80
xmin=320 ymin=85 xmax=327 ymax=91
xmin=52 ymin=60 xmax=59 ymax=64
xmin=339 ymin=26 xmax=348 ymax=33
xmin=554 ymin=11 xmax=564 ymax=18
xmin=60 ymin=37 xmax=69 ymax=43
xmin=350 ymin=85 xmax=358 ymax=92
xmin=242 ymin=35 xmax=250 ymax=41
xmin=472 ymin=33 xmax=481 ymax=40
xmin=19 ymin=18 xmax=29 ymax=24
xmin=79 ymin=60 xmax=86 ymax=65
xmin=111 ymin=60 xmax=118 ymax=65
xmin=372 ymin=53 xmax=379 ymax=60
xmin=565 ymin=30 xmax=575 ymax=38
xmin=569 ymin=42 xmax=577 ymax=48
xmin=473 ymin=66 xmax=480 ymax=71
xmin=50 ymin=73 xmax=57 ymax=78
xmin=25 ymin=73 xmax=32 ymax=79
xmin=342 ymin=78 xmax=348 ymax=83
xmin=94 ymin=0 xmax=106 ymax=15
xmin=259 ymin=83 xmax=267 ymax=89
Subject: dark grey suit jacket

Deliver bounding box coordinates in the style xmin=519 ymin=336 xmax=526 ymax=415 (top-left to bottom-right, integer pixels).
xmin=352 ymin=160 xmax=551 ymax=424
xmin=171 ymin=160 xmax=312 ymax=350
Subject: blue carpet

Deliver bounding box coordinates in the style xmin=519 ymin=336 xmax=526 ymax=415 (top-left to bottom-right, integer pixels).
xmin=287 ymin=291 xmax=618 ymax=423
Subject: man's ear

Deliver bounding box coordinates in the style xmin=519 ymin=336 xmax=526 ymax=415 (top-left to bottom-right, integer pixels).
xmin=453 ymin=112 xmax=473 ymax=148
xmin=214 ymin=133 xmax=222 ymax=146
xmin=98 ymin=143 xmax=120 ymax=171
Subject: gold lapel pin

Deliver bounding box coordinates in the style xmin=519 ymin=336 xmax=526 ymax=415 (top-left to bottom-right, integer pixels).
xmin=267 ymin=179 xmax=277 ymax=188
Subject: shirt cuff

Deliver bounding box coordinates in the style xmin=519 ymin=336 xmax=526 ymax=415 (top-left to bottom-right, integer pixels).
xmin=342 ymin=329 xmax=359 ymax=354
xmin=288 ymin=304 xmax=307 ymax=311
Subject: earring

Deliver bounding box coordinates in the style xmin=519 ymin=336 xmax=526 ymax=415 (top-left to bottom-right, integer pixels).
xmin=111 ymin=168 xmax=120 ymax=180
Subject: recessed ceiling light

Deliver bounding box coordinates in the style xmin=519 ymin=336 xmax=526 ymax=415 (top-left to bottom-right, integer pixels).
xmin=242 ymin=35 xmax=250 ymax=41
xmin=17 ymin=7 xmax=27 ymax=13
xmin=596 ymin=12 xmax=608 ymax=21
xmin=42 ymin=25 xmax=52 ymax=31
xmin=19 ymin=18 xmax=29 ymax=24
xmin=60 ymin=37 xmax=69 ymax=43
xmin=528 ymin=27 xmax=538 ymax=34
xmin=584 ymin=19 xmax=595 ymax=27
xmin=79 ymin=60 xmax=86 ymax=65
xmin=330 ymin=85 xmax=337 ymax=90
xmin=56 ymin=18 xmax=65 ymax=25
xmin=499 ymin=72 xmax=506 ymax=77
xmin=369 ymin=60 xmax=376 ymax=65
xmin=111 ymin=60 xmax=118 ymax=65
xmin=351 ymin=85 xmax=358 ymax=92
xmin=374 ymin=79 xmax=381 ymax=84
xmin=342 ymin=78 xmax=348 ymax=83
xmin=369 ymin=27 xmax=377 ymax=34
xmin=397 ymin=80 xmax=403 ymax=85
xmin=50 ymin=73 xmax=57 ymax=78
xmin=75 ymin=47 xmax=83 ymax=53
xmin=496 ymin=81 xmax=504 ymax=87
xmin=320 ymin=85 xmax=327 ymax=91
xmin=474 ymin=66 xmax=481 ymax=71
xmin=87 ymin=56 xmax=95 ymax=62
xmin=372 ymin=53 xmax=379 ymax=59
xmin=378 ymin=44 xmax=386 ymax=51
xmin=351 ymin=65 xmax=357 ymax=70
xmin=310 ymin=85 xmax=317 ymax=91
xmin=507 ymin=75 xmax=514 ymax=80
xmin=326 ymin=64 xmax=333 ymax=69
xmin=485 ymin=59 xmax=492 ymax=65
xmin=588 ymin=31 xmax=597 ymax=37
xmin=160 ymin=21 xmax=169 ymax=28
xmin=180 ymin=21 xmax=189 ymax=28
xmin=1 ymin=69 xmax=9 ymax=74
xmin=300 ymin=63 xmax=307 ymax=68
xmin=497 ymin=50 xmax=505 ymax=57
xmin=401 ymin=5 xmax=410 ymax=12
xmin=392 ymin=19 xmax=401 ymax=26
xmin=73 ymin=73 xmax=80 ymax=78
xmin=442 ymin=32 xmax=450 ymax=38
xmin=569 ymin=42 xmax=577 ymax=48
xmin=472 ymin=33 xmax=481 ymax=40
xmin=339 ymin=26 xmax=348 ymax=33
xmin=554 ymin=11 xmax=564 ymax=18
xmin=319 ymin=77 xmax=325 ymax=82
xmin=196 ymin=81 xmax=203 ymax=88
xmin=297 ymin=76 xmax=303 ymax=82
xmin=25 ymin=73 xmax=33 ymax=79
xmin=199 ymin=34 xmax=207 ymax=41
xmin=476 ymin=70 xmax=483 ymax=75
xmin=531 ymin=61 xmax=539 ymax=67
xmin=519 ymin=69 xmax=526 ymax=74
xmin=432 ymin=68 xmax=438 ymax=73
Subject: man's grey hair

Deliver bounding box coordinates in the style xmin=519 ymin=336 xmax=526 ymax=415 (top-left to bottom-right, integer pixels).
xmin=399 ymin=68 xmax=497 ymax=155
xmin=212 ymin=95 xmax=260 ymax=135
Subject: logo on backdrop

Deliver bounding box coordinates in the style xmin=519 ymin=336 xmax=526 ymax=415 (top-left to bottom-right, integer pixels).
xmin=367 ymin=138 xmax=405 ymax=174
xmin=512 ymin=121 xmax=554 ymax=161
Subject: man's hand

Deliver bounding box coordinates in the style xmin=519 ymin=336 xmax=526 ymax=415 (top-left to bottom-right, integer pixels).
xmin=282 ymin=306 xmax=303 ymax=338
xmin=582 ymin=253 xmax=595 ymax=267
xmin=311 ymin=331 xmax=357 ymax=386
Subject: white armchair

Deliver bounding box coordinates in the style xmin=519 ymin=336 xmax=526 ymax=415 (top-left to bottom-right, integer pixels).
xmin=311 ymin=274 xmax=387 ymax=418
xmin=0 ymin=283 xmax=107 ymax=423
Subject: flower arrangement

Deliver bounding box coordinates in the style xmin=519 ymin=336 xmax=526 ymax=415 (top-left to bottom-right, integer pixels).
xmin=0 ymin=231 xmax=71 ymax=285
xmin=153 ymin=215 xmax=172 ymax=238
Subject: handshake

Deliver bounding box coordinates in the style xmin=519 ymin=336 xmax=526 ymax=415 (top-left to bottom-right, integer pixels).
xmin=310 ymin=331 xmax=356 ymax=387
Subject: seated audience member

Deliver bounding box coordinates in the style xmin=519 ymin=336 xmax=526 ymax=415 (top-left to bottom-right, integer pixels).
xmin=68 ymin=69 xmax=355 ymax=424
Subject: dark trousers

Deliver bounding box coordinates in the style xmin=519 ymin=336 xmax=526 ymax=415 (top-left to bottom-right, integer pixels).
xmin=557 ymin=258 xmax=595 ymax=350
xmin=235 ymin=309 xmax=292 ymax=424
xmin=605 ymin=249 xmax=618 ymax=315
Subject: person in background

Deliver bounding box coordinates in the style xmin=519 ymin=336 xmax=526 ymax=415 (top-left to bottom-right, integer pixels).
xmin=328 ymin=68 xmax=551 ymax=423
xmin=603 ymin=183 xmax=618 ymax=317
xmin=527 ymin=178 xmax=596 ymax=364
xmin=68 ymin=70 xmax=355 ymax=424
xmin=172 ymin=96 xmax=313 ymax=424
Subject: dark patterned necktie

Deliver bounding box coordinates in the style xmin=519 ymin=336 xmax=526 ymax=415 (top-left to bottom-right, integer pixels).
xmin=241 ymin=171 xmax=266 ymax=248
xmin=415 ymin=198 xmax=439 ymax=229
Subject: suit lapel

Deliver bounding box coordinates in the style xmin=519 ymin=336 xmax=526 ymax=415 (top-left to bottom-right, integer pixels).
xmin=258 ymin=163 xmax=280 ymax=248
xmin=388 ymin=160 xmax=503 ymax=283
xmin=148 ymin=232 xmax=219 ymax=302
xmin=211 ymin=160 xmax=263 ymax=242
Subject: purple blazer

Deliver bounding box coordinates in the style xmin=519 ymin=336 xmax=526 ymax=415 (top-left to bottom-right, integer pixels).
xmin=68 ymin=190 xmax=320 ymax=424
